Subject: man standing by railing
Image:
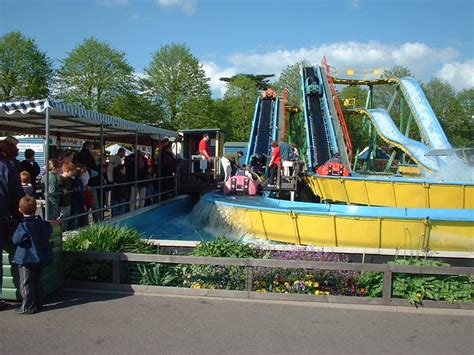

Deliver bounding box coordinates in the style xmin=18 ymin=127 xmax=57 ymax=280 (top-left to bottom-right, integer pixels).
xmin=198 ymin=133 xmax=211 ymax=173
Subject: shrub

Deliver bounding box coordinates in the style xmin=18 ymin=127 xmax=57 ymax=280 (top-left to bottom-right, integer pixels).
xmin=138 ymin=236 xmax=259 ymax=289
xmin=64 ymin=224 xmax=156 ymax=282
xmin=356 ymin=258 xmax=473 ymax=305
xmin=191 ymin=235 xmax=259 ymax=258
xmin=63 ymin=224 xmax=156 ymax=253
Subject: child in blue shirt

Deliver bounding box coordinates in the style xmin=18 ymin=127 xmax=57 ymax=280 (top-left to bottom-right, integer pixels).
xmin=12 ymin=195 xmax=53 ymax=314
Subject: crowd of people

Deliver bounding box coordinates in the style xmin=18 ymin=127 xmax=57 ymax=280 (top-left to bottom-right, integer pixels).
xmin=1 ymin=136 xmax=181 ymax=236
xmin=0 ymin=135 xmax=183 ymax=313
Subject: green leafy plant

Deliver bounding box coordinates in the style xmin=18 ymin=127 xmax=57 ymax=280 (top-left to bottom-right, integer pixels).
xmin=63 ymin=224 xmax=156 ymax=253
xmin=64 ymin=224 xmax=156 ymax=282
xmin=357 ymin=258 xmax=473 ymax=305
xmin=137 ymin=263 xmax=177 ymax=286
xmin=138 ymin=236 xmax=258 ymax=289
xmin=191 ymin=235 xmax=259 ymax=258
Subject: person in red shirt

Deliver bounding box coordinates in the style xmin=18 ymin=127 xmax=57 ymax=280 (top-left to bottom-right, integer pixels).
xmin=198 ymin=133 xmax=211 ymax=160
xmin=268 ymin=141 xmax=282 ymax=186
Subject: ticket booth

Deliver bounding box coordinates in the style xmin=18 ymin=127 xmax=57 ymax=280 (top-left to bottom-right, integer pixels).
xmin=179 ymin=128 xmax=225 ymax=192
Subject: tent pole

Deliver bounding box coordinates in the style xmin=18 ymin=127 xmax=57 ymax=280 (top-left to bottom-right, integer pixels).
xmin=99 ymin=124 xmax=104 ymax=220
xmin=158 ymin=137 xmax=162 ymax=202
xmin=45 ymin=106 xmax=50 ymax=220
xmin=134 ymin=130 xmax=138 ymax=210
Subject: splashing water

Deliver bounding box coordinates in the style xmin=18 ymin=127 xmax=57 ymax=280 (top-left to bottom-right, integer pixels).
xmin=187 ymin=198 xmax=252 ymax=241
xmin=425 ymin=159 xmax=474 ymax=182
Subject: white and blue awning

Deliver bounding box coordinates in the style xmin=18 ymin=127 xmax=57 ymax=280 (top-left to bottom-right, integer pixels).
xmin=0 ymin=98 xmax=177 ymax=143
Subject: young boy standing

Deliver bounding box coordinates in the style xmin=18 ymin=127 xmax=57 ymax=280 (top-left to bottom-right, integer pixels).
xmin=12 ymin=196 xmax=53 ymax=314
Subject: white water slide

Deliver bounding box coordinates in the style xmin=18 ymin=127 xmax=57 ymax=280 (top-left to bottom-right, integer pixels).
xmin=360 ymin=77 xmax=468 ymax=172
xmin=361 ymin=108 xmax=440 ymax=172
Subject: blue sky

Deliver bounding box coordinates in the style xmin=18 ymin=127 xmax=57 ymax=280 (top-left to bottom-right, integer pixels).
xmin=1 ymin=0 xmax=473 ymax=96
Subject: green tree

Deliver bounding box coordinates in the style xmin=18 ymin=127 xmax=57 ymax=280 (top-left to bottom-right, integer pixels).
xmin=273 ymin=60 xmax=311 ymax=107
xmin=373 ymin=65 xmax=413 ymax=110
xmin=221 ymin=75 xmax=259 ymax=141
xmin=424 ymin=78 xmax=472 ymax=147
xmin=220 ymin=74 xmax=274 ymax=90
xmin=143 ymin=43 xmax=213 ymax=129
xmin=339 ymin=86 xmax=370 ymax=150
xmin=457 ymin=88 xmax=474 ymax=148
xmin=273 ymin=60 xmax=311 ymax=149
xmin=56 ymin=37 xmax=135 ymax=113
xmin=0 ymin=31 xmax=53 ymax=101
xmin=107 ymin=91 xmax=164 ymax=124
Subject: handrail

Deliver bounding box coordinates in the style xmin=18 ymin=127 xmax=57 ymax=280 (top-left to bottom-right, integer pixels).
xmin=44 ymin=174 xmax=177 ymax=223
xmin=322 ymin=57 xmax=353 ymax=163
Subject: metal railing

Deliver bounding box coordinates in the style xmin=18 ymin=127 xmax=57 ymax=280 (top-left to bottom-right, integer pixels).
xmin=43 ymin=175 xmax=177 ymax=223
xmin=63 ymin=251 xmax=474 ymax=308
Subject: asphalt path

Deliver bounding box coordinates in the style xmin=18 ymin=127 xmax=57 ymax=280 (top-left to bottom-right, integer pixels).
xmin=0 ymin=291 xmax=472 ymax=354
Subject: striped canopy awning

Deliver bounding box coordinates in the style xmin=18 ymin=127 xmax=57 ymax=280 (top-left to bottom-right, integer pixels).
xmin=0 ymin=99 xmax=177 ymax=143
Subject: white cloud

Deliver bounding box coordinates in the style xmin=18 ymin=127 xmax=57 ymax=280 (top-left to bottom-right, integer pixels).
xmin=202 ymin=61 xmax=237 ymax=98
xmin=204 ymin=41 xmax=471 ymax=96
xmin=157 ymin=0 xmax=196 ymax=15
xmin=97 ymin=0 xmax=128 ymax=6
xmin=436 ymin=60 xmax=474 ymax=91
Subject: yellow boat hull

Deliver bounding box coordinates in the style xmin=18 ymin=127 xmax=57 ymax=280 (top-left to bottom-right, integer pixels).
xmin=215 ymin=205 xmax=473 ymax=252
xmin=305 ymin=175 xmax=474 ymax=209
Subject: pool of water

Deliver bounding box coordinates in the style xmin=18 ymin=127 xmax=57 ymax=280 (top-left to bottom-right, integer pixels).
xmin=115 ymin=195 xmax=216 ymax=241
xmin=114 ymin=194 xmax=287 ymax=248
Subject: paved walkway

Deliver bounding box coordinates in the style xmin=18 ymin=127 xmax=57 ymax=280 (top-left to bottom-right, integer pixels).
xmin=0 ymin=290 xmax=472 ymax=354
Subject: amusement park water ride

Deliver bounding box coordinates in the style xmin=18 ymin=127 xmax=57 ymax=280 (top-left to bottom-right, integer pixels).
xmin=205 ymin=58 xmax=474 ymax=254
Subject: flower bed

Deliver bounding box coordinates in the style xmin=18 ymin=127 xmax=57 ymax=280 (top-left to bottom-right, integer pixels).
xmin=64 ymin=226 xmax=472 ymax=304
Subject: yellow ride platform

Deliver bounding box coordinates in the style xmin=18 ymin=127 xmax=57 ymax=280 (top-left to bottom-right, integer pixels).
xmin=305 ymin=175 xmax=474 ymax=209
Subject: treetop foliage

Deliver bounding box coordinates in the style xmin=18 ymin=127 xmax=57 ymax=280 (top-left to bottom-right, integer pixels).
xmin=0 ymin=31 xmax=53 ymax=101
xmin=0 ymin=31 xmax=471 ymax=148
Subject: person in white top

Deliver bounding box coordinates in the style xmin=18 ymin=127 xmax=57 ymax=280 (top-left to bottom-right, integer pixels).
xmin=171 ymin=135 xmax=183 ymax=159
xmin=107 ymin=148 xmax=126 ymax=183
xmin=171 ymin=135 xmax=184 ymax=182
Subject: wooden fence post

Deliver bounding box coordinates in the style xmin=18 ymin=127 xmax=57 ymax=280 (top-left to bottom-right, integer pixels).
xmin=245 ymin=266 xmax=253 ymax=292
xmin=112 ymin=257 xmax=121 ymax=284
xmin=382 ymin=270 xmax=392 ymax=303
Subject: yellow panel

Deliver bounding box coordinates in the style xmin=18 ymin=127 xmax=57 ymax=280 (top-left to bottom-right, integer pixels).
xmin=373 ymin=69 xmax=380 ymax=75
xmin=465 ymin=186 xmax=474 ymax=209
xmin=428 ymin=221 xmax=474 ymax=252
xmin=304 ymin=176 xmax=322 ymax=196
xmin=296 ymin=214 xmax=336 ymax=246
xmin=393 ymin=182 xmax=427 ymax=208
xmin=325 ymin=178 xmax=347 ymax=202
xmin=259 ymin=211 xmax=299 ymax=244
xmin=380 ymin=219 xmax=425 ymax=250
xmin=346 ymin=69 xmax=354 ymax=75
xmin=398 ymin=165 xmax=421 ymax=176
xmin=365 ymin=181 xmax=396 ymax=206
xmin=246 ymin=209 xmax=267 ymax=239
xmin=429 ymin=184 xmax=464 ymax=209
xmin=344 ymin=179 xmax=369 ymax=205
xmin=335 ymin=217 xmax=380 ymax=248
xmin=316 ymin=178 xmax=332 ymax=200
